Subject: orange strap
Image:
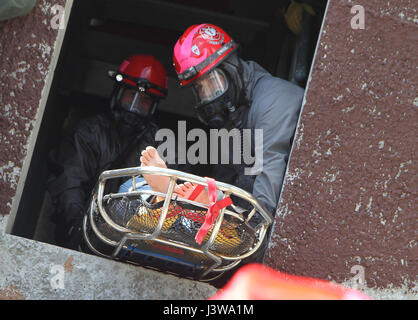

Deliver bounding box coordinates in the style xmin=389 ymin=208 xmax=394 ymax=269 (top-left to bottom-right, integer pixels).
xmin=190 ymin=177 xmax=232 ymax=245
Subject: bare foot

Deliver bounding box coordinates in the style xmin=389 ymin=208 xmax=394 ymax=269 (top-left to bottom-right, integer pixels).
xmin=140 ymin=146 xmax=178 ymax=195
xmin=176 ymin=182 xmax=210 ymax=205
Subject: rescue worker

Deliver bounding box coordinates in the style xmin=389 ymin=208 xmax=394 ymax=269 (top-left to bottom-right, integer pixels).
xmin=172 ymin=23 xmax=304 ymax=219
xmin=47 ymin=54 xmax=168 ymax=250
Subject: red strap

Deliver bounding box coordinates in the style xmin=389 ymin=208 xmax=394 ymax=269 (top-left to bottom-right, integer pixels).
xmin=194 ymin=177 xmax=232 ymax=245
xmin=187 ymin=184 xmax=205 ymax=201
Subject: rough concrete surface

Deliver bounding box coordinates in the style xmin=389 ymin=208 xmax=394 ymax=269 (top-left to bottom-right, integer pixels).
xmin=0 ymin=0 xmax=68 ymax=217
xmin=265 ymin=0 xmax=417 ymax=299
xmin=0 ymin=215 xmax=217 ymax=300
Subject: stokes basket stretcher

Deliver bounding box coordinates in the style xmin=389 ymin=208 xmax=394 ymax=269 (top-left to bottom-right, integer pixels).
xmin=82 ymin=166 xmax=273 ymax=281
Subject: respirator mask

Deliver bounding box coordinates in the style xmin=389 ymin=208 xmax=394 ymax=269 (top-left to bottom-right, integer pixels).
xmin=191 ymin=68 xmax=240 ymax=128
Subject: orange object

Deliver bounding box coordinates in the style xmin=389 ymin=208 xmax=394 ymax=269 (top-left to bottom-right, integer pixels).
xmin=210 ymin=263 xmax=372 ymax=300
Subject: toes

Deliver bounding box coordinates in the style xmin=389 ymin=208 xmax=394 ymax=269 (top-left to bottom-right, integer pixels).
xmin=179 ymin=184 xmax=188 ymax=193
xmin=142 ymin=146 xmax=160 ymax=164
xmin=173 ymin=184 xmax=183 ymax=195
xmin=140 ymin=155 xmax=149 ymax=166
xmin=175 ymin=185 xmax=185 ymax=197
xmin=146 ymin=146 xmax=166 ymax=166
xmin=146 ymin=146 xmax=158 ymax=158
xmin=141 ymin=149 xmax=151 ymax=162
xmin=183 ymin=182 xmax=194 ymax=189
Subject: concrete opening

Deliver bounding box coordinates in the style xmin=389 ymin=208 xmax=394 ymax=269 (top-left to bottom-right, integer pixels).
xmin=7 ymin=0 xmax=327 ymax=283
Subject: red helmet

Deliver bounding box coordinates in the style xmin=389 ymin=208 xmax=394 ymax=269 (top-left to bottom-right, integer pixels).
xmin=109 ymin=55 xmax=168 ymax=121
xmin=173 ymin=24 xmax=238 ymax=86
xmin=110 ymin=54 xmax=168 ymax=97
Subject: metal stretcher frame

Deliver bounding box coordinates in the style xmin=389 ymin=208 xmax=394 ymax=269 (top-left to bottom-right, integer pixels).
xmin=82 ymin=166 xmax=274 ymax=280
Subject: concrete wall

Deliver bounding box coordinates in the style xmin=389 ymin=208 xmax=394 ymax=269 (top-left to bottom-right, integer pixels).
xmin=0 ymin=0 xmax=66 ymax=218
xmin=0 ymin=0 xmax=416 ymax=299
xmin=0 ymin=214 xmax=218 ymax=299
xmin=265 ymin=0 xmax=417 ymax=298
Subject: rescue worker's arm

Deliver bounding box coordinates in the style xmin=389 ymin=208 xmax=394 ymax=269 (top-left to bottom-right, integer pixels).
xmin=249 ymin=78 xmax=304 ymax=215
xmin=47 ymin=123 xmax=99 ymax=232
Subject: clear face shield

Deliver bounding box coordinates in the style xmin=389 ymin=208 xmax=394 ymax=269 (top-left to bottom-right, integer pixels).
xmin=192 ymin=68 xmax=228 ymax=105
xmin=118 ymin=88 xmax=155 ymax=117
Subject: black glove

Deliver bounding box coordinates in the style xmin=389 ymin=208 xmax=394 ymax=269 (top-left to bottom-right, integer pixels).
xmin=54 ymin=213 xmax=84 ymax=251
xmin=65 ymin=217 xmax=84 ymax=251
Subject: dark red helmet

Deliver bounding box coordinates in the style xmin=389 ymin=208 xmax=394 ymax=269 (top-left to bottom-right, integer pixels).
xmin=110 ymin=54 xmax=168 ymax=97
xmin=109 ymin=55 xmax=168 ymax=123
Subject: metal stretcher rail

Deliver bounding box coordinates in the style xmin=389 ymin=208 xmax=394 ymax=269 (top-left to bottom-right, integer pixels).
xmin=83 ymin=166 xmax=273 ymax=280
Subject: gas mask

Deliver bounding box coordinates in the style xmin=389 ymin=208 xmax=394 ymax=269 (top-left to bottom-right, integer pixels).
xmin=111 ymin=85 xmax=158 ymax=133
xmin=191 ymin=68 xmax=241 ymax=129
xmin=117 ymin=87 xmax=156 ymax=116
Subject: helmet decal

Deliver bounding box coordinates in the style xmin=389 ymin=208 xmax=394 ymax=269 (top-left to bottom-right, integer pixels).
xmin=199 ymin=25 xmax=224 ymax=44
xmin=174 ymin=24 xmax=208 ymax=71
xmin=191 ymin=44 xmax=200 ymax=56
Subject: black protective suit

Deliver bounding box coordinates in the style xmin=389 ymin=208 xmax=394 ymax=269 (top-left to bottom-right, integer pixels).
xmin=47 ymin=112 xmax=158 ymax=248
